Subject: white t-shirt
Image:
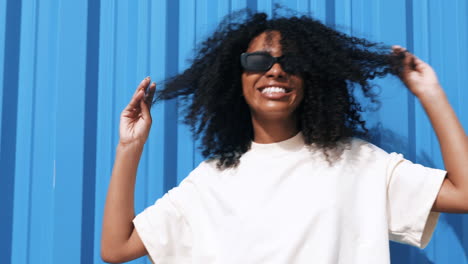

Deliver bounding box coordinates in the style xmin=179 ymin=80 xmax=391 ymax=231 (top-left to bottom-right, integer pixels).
xmin=133 ymin=132 xmax=446 ymax=264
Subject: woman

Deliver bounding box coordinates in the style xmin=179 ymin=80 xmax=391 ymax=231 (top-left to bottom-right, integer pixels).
xmin=101 ymin=11 xmax=468 ymax=264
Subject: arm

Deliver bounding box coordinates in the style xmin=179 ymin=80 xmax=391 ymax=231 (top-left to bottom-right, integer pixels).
xmin=101 ymin=77 xmax=156 ymax=263
xmin=394 ymin=46 xmax=468 ymax=213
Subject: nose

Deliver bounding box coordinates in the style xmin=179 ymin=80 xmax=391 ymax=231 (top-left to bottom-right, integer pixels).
xmin=265 ymin=62 xmax=287 ymax=79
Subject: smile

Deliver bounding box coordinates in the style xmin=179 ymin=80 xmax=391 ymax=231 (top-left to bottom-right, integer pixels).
xmin=257 ymin=86 xmax=293 ymax=100
xmin=258 ymin=86 xmax=293 ymax=94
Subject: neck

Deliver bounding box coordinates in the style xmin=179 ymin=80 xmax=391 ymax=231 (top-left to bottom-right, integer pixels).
xmin=251 ymin=114 xmax=299 ymax=143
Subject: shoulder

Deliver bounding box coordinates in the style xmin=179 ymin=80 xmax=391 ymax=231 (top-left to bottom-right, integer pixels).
xmin=181 ymin=159 xmax=225 ymax=183
xmin=343 ymin=137 xmax=387 ymax=157
xmin=340 ymin=137 xmax=403 ymax=166
xmin=194 ymin=159 xmax=222 ymax=173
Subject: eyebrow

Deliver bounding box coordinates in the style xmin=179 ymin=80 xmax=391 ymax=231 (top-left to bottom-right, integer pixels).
xmin=247 ymin=50 xmax=270 ymax=54
xmin=246 ymin=49 xmax=273 ymax=54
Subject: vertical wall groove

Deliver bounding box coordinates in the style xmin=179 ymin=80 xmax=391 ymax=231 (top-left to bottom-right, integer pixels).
xmin=11 ymin=0 xmax=39 ymax=262
xmin=405 ymin=0 xmax=416 ymax=162
xmin=163 ymin=0 xmax=179 ymax=193
xmin=81 ymin=0 xmax=100 ymax=263
xmin=0 ymin=0 xmax=21 ymax=263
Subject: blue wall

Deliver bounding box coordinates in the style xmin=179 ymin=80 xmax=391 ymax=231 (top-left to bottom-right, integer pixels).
xmin=1 ymin=0 xmax=468 ymax=263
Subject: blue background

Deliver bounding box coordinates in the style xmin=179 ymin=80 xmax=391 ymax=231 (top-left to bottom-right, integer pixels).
xmin=1 ymin=0 xmax=467 ymax=263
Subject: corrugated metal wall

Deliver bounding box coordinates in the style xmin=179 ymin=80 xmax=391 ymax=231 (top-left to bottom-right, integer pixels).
xmin=1 ymin=0 xmax=467 ymax=263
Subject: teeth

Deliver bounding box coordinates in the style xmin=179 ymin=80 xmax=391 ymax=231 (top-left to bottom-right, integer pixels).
xmin=261 ymin=87 xmax=286 ymax=94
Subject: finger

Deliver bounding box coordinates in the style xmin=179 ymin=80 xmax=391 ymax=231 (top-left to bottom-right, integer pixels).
xmin=392 ymin=45 xmax=402 ymax=51
xmin=140 ymin=96 xmax=152 ymax=121
xmin=406 ymin=52 xmax=417 ymax=71
xmin=127 ymin=89 xmax=145 ymax=109
xmin=401 ymin=51 xmax=414 ymax=73
xmin=127 ymin=77 xmax=152 ymax=110
xmin=133 ymin=77 xmax=151 ymax=98
xmin=412 ymin=56 xmax=425 ymax=66
xmin=144 ymin=82 xmax=156 ymax=107
xmin=412 ymin=56 xmax=428 ymax=72
xmin=392 ymin=45 xmax=406 ymax=54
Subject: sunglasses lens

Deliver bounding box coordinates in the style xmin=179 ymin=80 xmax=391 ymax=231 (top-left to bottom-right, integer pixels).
xmin=244 ymin=54 xmax=273 ymax=71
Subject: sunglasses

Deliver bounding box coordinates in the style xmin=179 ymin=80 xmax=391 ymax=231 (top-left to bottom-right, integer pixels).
xmin=240 ymin=52 xmax=284 ymax=72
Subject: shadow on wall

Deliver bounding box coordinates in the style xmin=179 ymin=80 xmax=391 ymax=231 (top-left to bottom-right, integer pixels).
xmin=367 ymin=125 xmax=468 ymax=264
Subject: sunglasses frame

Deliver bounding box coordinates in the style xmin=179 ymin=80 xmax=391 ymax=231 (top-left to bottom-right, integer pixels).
xmin=240 ymin=52 xmax=284 ymax=72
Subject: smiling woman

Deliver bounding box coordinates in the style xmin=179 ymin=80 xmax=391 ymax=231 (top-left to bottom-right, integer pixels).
xmin=153 ymin=11 xmax=405 ymax=168
xmin=101 ymin=9 xmax=468 ymax=264
xmin=241 ymin=31 xmax=304 ymax=143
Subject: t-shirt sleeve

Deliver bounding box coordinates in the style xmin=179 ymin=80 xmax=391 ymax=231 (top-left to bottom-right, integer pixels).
xmin=133 ymin=178 xmax=194 ymax=263
xmin=386 ymin=152 xmax=446 ymax=249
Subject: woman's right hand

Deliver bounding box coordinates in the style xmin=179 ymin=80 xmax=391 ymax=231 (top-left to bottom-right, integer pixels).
xmin=102 ymin=77 xmax=156 ymax=263
xmin=119 ymin=77 xmax=156 ymax=146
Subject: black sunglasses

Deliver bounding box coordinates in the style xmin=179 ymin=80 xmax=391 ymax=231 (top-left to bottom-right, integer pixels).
xmin=240 ymin=52 xmax=284 ymax=72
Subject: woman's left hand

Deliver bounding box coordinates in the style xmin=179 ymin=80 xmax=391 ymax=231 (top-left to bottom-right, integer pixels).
xmin=392 ymin=45 xmax=443 ymax=98
xmin=391 ymin=47 xmax=468 ymax=215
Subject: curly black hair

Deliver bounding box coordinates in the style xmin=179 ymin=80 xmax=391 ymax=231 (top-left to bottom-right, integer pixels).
xmin=154 ymin=9 xmax=405 ymax=168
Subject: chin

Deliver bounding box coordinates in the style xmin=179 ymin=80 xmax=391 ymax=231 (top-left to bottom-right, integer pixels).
xmin=254 ymin=107 xmax=297 ymax=120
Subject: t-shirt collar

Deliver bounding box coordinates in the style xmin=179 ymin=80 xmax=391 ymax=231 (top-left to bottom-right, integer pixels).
xmin=250 ymin=131 xmax=304 ymax=153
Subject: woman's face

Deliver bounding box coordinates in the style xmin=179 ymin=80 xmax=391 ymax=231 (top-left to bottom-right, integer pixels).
xmin=241 ymin=31 xmax=304 ymax=120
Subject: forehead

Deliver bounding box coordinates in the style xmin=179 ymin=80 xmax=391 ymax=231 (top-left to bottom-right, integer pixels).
xmin=246 ymin=31 xmax=282 ymax=53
